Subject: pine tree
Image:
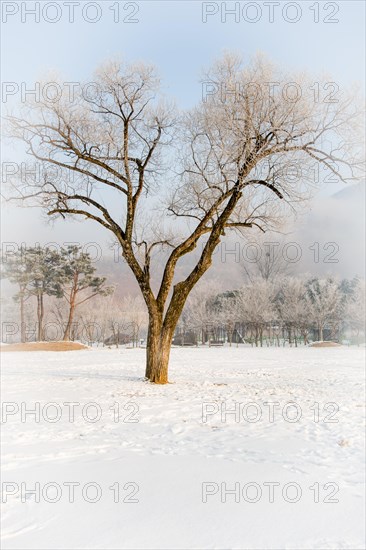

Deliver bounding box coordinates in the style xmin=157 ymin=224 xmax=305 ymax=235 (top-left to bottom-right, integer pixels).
xmin=1 ymin=248 xmax=32 ymax=343
xmin=25 ymin=247 xmax=62 ymax=341
xmin=55 ymin=246 xmax=113 ymax=341
xmin=1 ymin=247 xmax=61 ymax=342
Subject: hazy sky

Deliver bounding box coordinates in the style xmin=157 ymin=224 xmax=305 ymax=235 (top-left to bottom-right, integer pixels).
xmin=1 ymin=1 xmax=365 ymax=92
xmin=1 ymin=0 xmax=365 ymax=278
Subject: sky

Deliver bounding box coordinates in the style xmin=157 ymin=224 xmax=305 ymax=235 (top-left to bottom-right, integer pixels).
xmin=1 ymin=0 xmax=365 ymax=280
xmin=1 ymin=1 xmax=365 ymax=93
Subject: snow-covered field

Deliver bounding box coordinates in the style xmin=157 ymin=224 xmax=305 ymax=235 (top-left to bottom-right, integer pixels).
xmin=1 ymin=346 xmax=365 ymax=550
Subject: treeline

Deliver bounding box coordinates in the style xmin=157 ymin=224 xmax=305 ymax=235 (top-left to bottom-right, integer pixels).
xmin=2 ymin=246 xmax=365 ymax=347
xmin=1 ymin=245 xmax=113 ymax=342
xmin=177 ymin=276 xmax=365 ymax=346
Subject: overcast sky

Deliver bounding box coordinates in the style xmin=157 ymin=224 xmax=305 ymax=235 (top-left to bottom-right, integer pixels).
xmin=1 ymin=0 xmax=365 ymax=280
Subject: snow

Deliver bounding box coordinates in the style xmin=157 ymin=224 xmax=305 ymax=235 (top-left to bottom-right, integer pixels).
xmin=1 ymin=346 xmax=365 ymax=549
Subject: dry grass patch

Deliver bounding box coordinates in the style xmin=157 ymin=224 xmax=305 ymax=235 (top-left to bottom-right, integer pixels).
xmin=0 ymin=342 xmax=89 ymax=352
xmin=309 ymin=341 xmax=342 ymax=348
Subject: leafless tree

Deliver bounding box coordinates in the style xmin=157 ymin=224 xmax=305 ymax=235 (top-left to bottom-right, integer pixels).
xmin=276 ymin=276 xmax=311 ymax=345
xmin=306 ymin=277 xmax=343 ymax=341
xmin=183 ymin=279 xmax=223 ymax=343
xmin=5 ymin=54 xmax=363 ymax=382
xmin=241 ymin=233 xmax=293 ymax=282
xmin=236 ymin=278 xmax=275 ymax=346
xmin=215 ymin=293 xmax=239 ymax=346
xmin=345 ymin=279 xmax=365 ymax=345
xmin=121 ymin=294 xmax=148 ymax=346
xmin=100 ymin=295 xmax=129 ymax=348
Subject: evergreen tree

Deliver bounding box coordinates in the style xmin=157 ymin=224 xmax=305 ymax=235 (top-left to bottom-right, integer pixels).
xmin=1 ymin=246 xmax=61 ymax=342
xmin=1 ymin=248 xmax=32 ymax=343
xmin=55 ymin=246 xmax=113 ymax=341
xmin=24 ymin=247 xmax=62 ymax=341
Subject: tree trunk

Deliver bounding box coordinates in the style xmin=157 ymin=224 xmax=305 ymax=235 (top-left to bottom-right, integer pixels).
xmin=145 ymin=316 xmax=174 ymax=384
xmin=64 ymin=273 xmax=79 ymax=341
xmin=228 ymin=324 xmax=232 ymax=347
xmin=19 ymin=289 xmax=26 ymax=343
xmin=37 ymin=293 xmax=44 ymax=342
xmin=63 ymin=299 xmax=76 ymax=341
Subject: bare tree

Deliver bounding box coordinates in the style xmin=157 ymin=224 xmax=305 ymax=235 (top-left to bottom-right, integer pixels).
xmin=215 ymin=293 xmax=239 ymax=346
xmin=6 ymin=54 xmax=363 ymax=382
xmin=236 ymin=278 xmax=275 ymax=346
xmin=240 ymin=233 xmax=292 ymax=282
xmin=306 ymin=277 xmax=343 ymax=341
xmin=276 ymin=276 xmax=311 ymax=345
xmin=183 ymin=279 xmax=222 ymax=343
xmin=121 ymin=294 xmax=148 ymax=346
xmin=99 ymin=295 xmax=134 ymax=348
xmin=344 ymin=278 xmax=365 ymax=345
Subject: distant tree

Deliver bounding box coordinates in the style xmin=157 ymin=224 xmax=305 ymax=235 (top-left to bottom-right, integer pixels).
xmin=241 ymin=234 xmax=292 ymax=282
xmin=1 ymin=246 xmax=61 ymax=342
xmin=183 ymin=280 xmax=222 ymax=343
xmin=97 ymin=294 xmax=120 ymax=346
xmin=121 ymin=294 xmax=148 ymax=346
xmin=1 ymin=248 xmax=32 ymax=342
xmin=55 ymin=246 xmax=113 ymax=341
xmin=276 ymin=276 xmax=311 ymax=345
xmin=214 ymin=292 xmax=239 ymax=346
xmin=92 ymin=294 xmax=132 ymax=348
xmin=306 ymin=277 xmax=343 ymax=341
xmin=26 ymin=247 xmax=62 ymax=341
xmin=237 ymin=278 xmax=274 ymax=346
xmin=344 ymin=278 xmax=365 ymax=344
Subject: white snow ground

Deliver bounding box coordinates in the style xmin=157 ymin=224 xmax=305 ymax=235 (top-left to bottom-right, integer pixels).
xmin=1 ymin=345 xmax=365 ymax=550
